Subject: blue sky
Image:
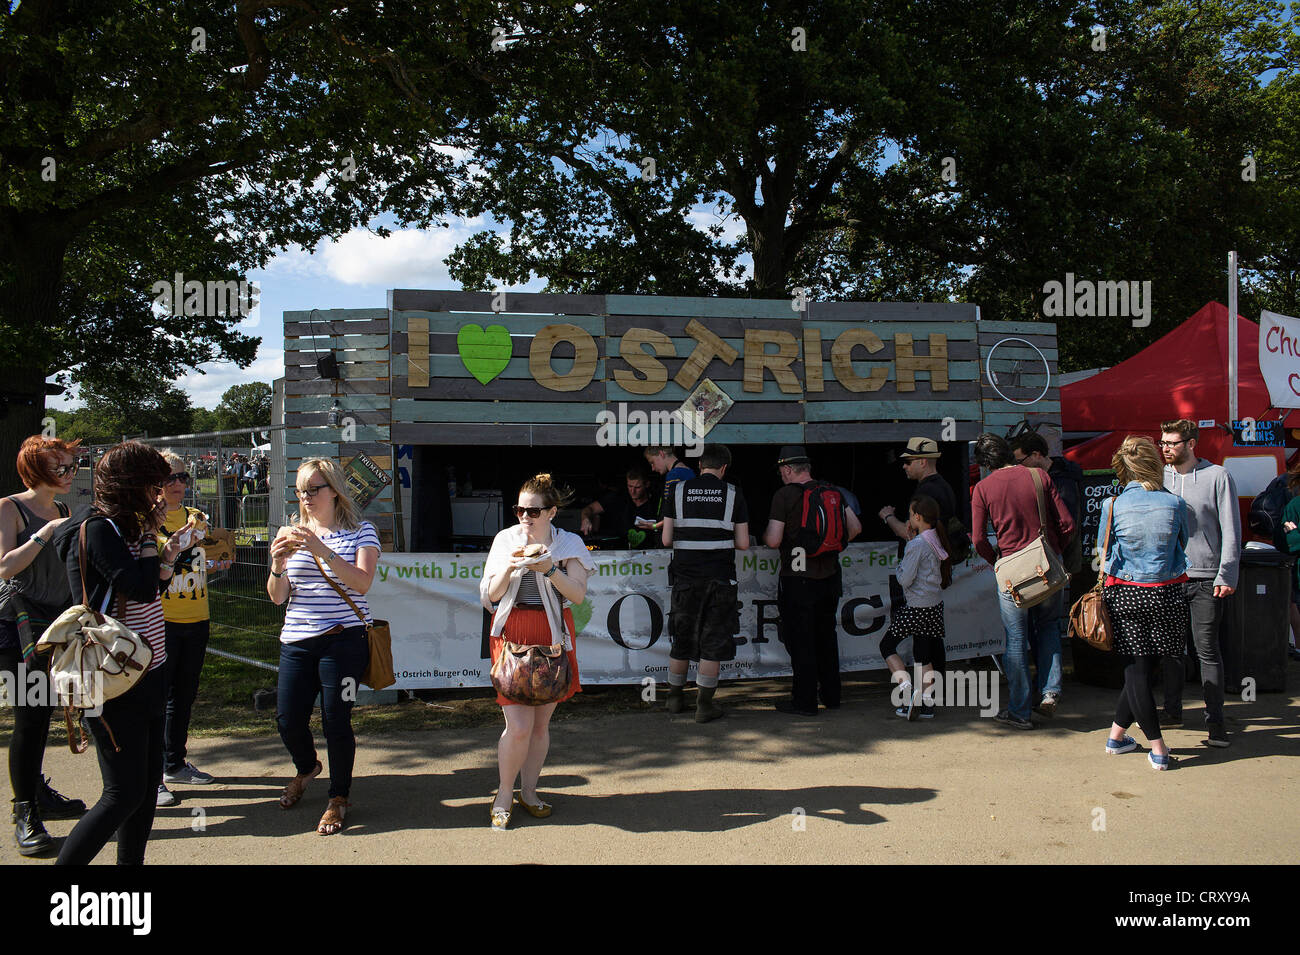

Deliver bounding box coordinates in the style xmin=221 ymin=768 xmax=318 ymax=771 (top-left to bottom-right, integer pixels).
xmin=47 ymin=204 xmax=751 ymax=416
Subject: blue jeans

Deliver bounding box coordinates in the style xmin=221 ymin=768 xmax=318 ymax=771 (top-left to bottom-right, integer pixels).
xmin=997 ymin=587 xmax=1064 ymax=720
xmin=276 ymin=627 xmax=368 ymax=799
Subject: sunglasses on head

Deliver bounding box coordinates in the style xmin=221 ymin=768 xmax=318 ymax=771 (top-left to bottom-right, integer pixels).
xmin=513 ymin=505 xmax=548 ymax=518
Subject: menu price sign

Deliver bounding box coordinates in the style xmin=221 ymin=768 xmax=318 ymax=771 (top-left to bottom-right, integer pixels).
xmin=1080 ymin=470 xmax=1121 ymax=569
xmin=343 ymin=452 xmax=393 ymax=510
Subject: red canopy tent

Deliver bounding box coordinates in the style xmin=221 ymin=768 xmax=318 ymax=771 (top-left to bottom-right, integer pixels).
xmin=1062 ymin=303 xmax=1292 ymax=489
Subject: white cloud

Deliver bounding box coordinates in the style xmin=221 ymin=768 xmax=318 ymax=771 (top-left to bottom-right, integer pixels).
xmin=260 ymin=223 xmax=490 ymax=288
xmin=174 ymin=349 xmax=285 ymax=414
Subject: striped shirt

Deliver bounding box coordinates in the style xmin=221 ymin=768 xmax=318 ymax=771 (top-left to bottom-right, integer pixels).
xmin=115 ymin=538 xmax=167 ymax=673
xmin=280 ymin=523 xmax=381 ymax=643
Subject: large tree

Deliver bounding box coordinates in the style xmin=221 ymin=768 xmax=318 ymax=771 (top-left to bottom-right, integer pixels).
xmin=0 ymin=0 xmax=498 ymax=487
xmin=435 ymin=0 xmax=1297 ymax=371
xmin=214 ymin=382 xmax=273 ymax=432
xmin=57 ymin=370 xmax=196 ymax=445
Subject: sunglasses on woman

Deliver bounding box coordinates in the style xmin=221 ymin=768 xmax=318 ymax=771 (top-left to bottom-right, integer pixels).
xmin=52 ymin=463 xmax=79 ymax=478
xmin=166 ymin=472 xmax=191 ymax=485
xmin=513 ymin=505 xmax=549 ymax=518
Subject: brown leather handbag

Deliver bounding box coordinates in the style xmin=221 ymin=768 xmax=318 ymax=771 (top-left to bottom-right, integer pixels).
xmin=491 ymin=639 xmax=572 ymax=706
xmin=1069 ymin=497 xmax=1115 ymax=652
xmin=311 ymin=554 xmax=396 ymax=690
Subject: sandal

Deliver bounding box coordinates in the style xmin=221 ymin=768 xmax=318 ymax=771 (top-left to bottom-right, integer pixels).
xmin=317 ymin=796 xmax=350 ymax=835
xmin=490 ymin=804 xmax=512 ymax=831
xmin=279 ymin=760 xmax=322 ymax=809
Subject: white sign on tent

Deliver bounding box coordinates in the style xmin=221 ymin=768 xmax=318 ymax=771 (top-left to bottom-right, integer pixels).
xmin=1258 ymin=310 xmax=1300 ymax=409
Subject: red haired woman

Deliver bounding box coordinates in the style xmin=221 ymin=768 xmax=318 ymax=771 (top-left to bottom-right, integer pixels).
xmin=0 ymin=436 xmax=87 ymax=855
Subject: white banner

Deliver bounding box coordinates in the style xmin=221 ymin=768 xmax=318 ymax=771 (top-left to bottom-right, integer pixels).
xmin=1259 ymin=310 xmax=1300 ymax=409
xmin=372 ymin=544 xmax=1007 ymax=689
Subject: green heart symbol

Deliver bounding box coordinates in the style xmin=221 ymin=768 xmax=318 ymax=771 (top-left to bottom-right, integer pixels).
xmin=627 ymin=528 xmax=647 ymax=548
xmin=456 ymin=323 xmax=512 ymax=385
xmin=571 ymin=598 xmax=593 ymax=634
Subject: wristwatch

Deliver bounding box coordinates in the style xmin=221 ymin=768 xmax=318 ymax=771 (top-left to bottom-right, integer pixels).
xmin=270 ymin=567 xmax=286 ymax=578
xmin=543 ymin=565 xmax=559 ymax=578
xmin=324 ymin=550 xmax=340 ymax=563
xmin=30 ymin=534 xmax=46 ymax=548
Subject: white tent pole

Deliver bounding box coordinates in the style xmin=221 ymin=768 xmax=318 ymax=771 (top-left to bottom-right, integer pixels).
xmin=1228 ymin=251 xmax=1238 ymax=427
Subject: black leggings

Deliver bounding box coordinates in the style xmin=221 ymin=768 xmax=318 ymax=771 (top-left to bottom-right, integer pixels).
xmin=56 ymin=667 xmax=166 ymax=866
xmin=1114 ymin=654 xmax=1163 ymax=743
xmin=0 ymin=643 xmax=54 ymax=804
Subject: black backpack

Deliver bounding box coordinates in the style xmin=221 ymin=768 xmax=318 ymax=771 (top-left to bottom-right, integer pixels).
xmin=1248 ymin=473 xmax=1293 ymax=550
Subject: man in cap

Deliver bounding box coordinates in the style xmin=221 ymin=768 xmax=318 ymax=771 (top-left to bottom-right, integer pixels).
xmin=762 ymin=446 xmax=862 ymax=715
xmin=877 ymin=437 xmax=962 ymax=689
xmin=878 ymin=437 xmax=958 ymax=544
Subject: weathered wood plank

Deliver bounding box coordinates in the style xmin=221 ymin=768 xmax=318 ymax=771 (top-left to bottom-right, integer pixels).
xmin=976 ymin=333 xmax=1058 ymax=350
xmin=284 ymin=308 xmax=390 ymax=322
xmin=605 ymin=295 xmax=797 ymax=319
xmin=612 ymin=401 xmax=805 ymax=424
xmin=806 ymin=421 xmax=984 ymax=442
xmin=807 ymin=302 xmax=979 ymax=322
xmin=389 ymin=291 xmax=605 ymax=314
xmin=976 ymin=320 xmax=1058 ymax=336
xmin=285 ymin=379 xmax=390 ymax=396
xmin=286 ymin=441 xmax=390 ymax=461
xmin=285 ymin=395 xmax=391 ymax=412
xmin=702 ymin=423 xmax=806 ymax=443
xmin=288 ymin=409 xmax=391 ymax=427
xmin=285 ymin=348 xmax=390 ymax=366
xmin=283 ymin=318 xmax=389 ymax=335
xmin=285 ymin=361 xmax=389 ymax=382
xmin=806 ymin=400 xmax=983 ymax=422
xmin=390 ymin=422 xmax=601 ymax=445
xmin=392 ymin=376 xmax=602 ymax=402
xmin=391 ymin=401 xmax=605 ymax=424
xmin=286 ymin=425 xmax=391 ymax=443
xmin=283 ymin=334 xmax=390 ymax=351
xmin=394 ymin=310 xmax=606 ymax=336
xmin=603 ymin=315 xmax=978 ymax=340
xmin=979 ymin=345 xmax=1059 ymax=362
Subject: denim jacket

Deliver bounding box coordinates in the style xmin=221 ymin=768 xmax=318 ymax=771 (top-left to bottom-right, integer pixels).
xmin=1100 ymin=482 xmax=1189 ymax=583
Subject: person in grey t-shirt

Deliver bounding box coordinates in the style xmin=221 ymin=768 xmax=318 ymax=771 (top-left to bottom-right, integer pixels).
xmin=1159 ymin=418 xmax=1239 ymax=748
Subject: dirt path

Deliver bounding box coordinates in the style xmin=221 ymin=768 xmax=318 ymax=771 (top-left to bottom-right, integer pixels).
xmin=4 ymin=672 xmax=1297 ymax=865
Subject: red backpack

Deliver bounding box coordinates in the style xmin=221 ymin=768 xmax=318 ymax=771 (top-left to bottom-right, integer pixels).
xmin=794 ymin=482 xmax=847 ymax=558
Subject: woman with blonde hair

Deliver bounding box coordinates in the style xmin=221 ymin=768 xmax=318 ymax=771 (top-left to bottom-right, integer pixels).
xmin=1099 ymin=436 xmax=1190 ymax=770
xmin=268 ymin=458 xmax=379 ymax=835
xmin=480 ymin=473 xmax=594 ymax=830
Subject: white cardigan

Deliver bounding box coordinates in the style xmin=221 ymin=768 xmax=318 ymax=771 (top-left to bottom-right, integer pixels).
xmin=479 ymin=524 xmax=595 ymax=648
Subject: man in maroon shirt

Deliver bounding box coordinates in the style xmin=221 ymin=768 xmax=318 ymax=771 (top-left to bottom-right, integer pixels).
xmin=970 ymin=434 xmax=1075 ymax=729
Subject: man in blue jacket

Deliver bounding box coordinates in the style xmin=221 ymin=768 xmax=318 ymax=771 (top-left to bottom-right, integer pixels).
xmin=1159 ymin=418 xmax=1239 ymax=748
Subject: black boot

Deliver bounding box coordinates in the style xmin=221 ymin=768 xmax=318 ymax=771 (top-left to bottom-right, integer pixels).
xmin=695 ymin=686 xmax=724 ymax=723
xmin=37 ymin=776 xmax=87 ymax=819
xmin=665 ymin=684 xmax=686 ymax=714
xmin=12 ymin=802 xmax=54 ymax=857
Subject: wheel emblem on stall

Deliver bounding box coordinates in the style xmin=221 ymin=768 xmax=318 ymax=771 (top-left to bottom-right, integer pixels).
xmin=984 ymin=337 xmax=1052 ymax=406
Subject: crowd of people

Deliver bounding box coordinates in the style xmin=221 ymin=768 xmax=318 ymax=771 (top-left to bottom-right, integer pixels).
xmin=0 ymin=414 xmax=1278 ymax=856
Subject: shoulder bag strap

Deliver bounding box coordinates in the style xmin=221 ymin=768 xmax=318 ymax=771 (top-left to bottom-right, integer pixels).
xmin=1028 ymin=467 xmax=1048 ymax=534
xmin=1097 ymin=495 xmax=1116 ymax=588
xmin=310 ymin=552 xmax=371 ymax=631
xmin=77 ymin=520 xmax=93 ymax=612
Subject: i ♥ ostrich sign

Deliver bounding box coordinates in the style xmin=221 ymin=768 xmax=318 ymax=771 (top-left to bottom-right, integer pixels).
xmin=1259 ymin=310 xmax=1300 ymax=407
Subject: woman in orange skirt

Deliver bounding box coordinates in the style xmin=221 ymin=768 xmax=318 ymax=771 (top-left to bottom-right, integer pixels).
xmin=480 ymin=473 xmax=593 ymax=831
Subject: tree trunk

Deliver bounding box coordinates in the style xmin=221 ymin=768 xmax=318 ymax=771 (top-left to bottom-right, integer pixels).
xmin=0 ymin=213 xmax=70 ymax=492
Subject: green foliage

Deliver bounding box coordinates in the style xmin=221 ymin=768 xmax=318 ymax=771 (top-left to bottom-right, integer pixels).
xmin=58 ymin=368 xmax=195 ymax=444
xmin=214 ymin=382 xmax=272 ymax=432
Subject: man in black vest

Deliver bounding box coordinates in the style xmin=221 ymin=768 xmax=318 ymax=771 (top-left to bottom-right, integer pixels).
xmin=661 ymin=444 xmax=750 ymax=722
